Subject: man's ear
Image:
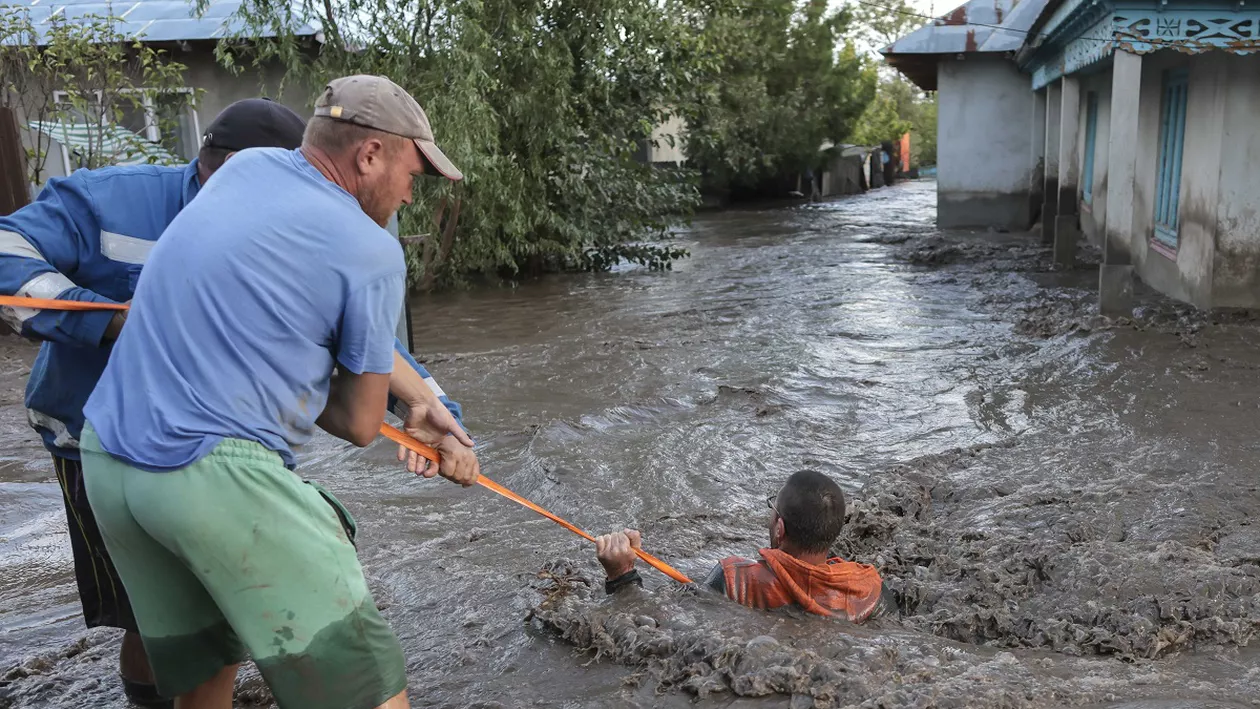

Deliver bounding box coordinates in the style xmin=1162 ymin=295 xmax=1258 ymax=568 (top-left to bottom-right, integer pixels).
xmin=356 ymin=138 xmax=385 ymax=173
xmin=771 ymin=517 xmax=786 ymax=545
xmin=223 ymin=150 xmax=238 ymax=163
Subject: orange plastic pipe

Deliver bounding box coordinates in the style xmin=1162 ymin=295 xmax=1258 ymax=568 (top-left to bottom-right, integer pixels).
xmin=0 ymin=295 xmax=128 ymax=311
xmin=380 ymin=423 xmax=692 ymax=584
xmin=0 ymin=294 xmax=693 ymax=583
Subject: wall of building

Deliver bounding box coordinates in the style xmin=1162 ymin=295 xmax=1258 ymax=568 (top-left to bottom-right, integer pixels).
xmin=180 ymin=46 xmax=316 ymax=132
xmin=1077 ymin=71 xmax=1111 ymax=249
xmin=24 ymin=43 xmax=315 ymax=184
xmin=1128 ymin=50 xmax=1215 ymax=307
xmin=1211 ymin=53 xmax=1260 ymax=307
xmin=1072 ymin=51 xmax=1260 ymax=309
xmin=646 ymin=113 xmax=686 ymax=165
xmin=1029 ymin=88 xmax=1046 ymax=224
xmin=936 ymin=55 xmax=1037 ymax=229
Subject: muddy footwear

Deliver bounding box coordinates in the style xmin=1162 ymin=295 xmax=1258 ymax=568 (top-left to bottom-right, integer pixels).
xmin=122 ymin=678 xmax=173 ymax=708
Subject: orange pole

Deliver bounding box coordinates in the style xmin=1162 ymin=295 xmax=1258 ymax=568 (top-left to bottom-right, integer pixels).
xmin=380 ymin=423 xmax=692 ymax=583
xmin=0 ymin=295 xmax=128 ymax=311
xmin=0 ymin=294 xmax=693 ymax=584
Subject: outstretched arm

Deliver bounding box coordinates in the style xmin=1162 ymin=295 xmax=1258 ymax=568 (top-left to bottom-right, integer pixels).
xmin=0 ymin=174 xmax=121 ymax=345
xmin=388 ymin=349 xmax=479 ymax=486
xmin=390 ymin=339 xmax=463 ymax=424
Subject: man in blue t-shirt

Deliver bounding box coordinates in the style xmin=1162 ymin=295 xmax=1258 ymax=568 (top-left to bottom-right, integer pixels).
xmin=0 ymin=97 xmax=469 ymax=708
xmin=81 ymin=76 xmax=471 ymax=709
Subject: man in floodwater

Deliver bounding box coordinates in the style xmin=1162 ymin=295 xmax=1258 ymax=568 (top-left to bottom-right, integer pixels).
xmin=79 ymin=76 xmax=475 ymax=709
xmin=595 ymin=470 xmax=888 ymax=622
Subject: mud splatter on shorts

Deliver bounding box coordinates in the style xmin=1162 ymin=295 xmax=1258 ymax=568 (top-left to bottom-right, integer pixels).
xmin=80 ymin=424 xmax=406 ymax=708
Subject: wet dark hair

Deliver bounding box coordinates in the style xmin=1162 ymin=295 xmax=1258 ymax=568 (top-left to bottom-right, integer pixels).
xmin=777 ymin=470 xmax=846 ymax=553
xmin=198 ymin=145 xmax=232 ymax=173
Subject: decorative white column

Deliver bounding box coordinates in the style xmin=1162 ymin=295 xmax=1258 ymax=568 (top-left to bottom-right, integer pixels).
xmin=1100 ymin=50 xmax=1142 ymax=316
xmin=1054 ymin=75 xmax=1082 ymax=266
xmin=1030 ymin=89 xmax=1047 ymax=228
xmin=1042 ymin=81 xmax=1062 ymax=245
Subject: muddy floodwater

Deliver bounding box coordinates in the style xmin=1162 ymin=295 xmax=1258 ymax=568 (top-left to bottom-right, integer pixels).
xmin=3 ymin=180 xmax=1260 ymax=708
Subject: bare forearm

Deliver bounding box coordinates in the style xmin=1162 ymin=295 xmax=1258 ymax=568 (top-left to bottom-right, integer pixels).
xmin=390 ymin=350 xmax=441 ymax=408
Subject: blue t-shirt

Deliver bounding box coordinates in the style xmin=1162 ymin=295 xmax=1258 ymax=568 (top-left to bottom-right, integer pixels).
xmin=84 ymin=148 xmax=405 ymax=471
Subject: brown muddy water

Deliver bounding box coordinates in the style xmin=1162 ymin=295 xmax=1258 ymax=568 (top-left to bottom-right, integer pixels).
xmin=3 ymin=180 xmax=1260 ymax=708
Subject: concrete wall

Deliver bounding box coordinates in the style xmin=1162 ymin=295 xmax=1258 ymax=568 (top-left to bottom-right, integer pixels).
xmin=1129 ymin=50 xmax=1199 ymax=306
xmin=1077 ymin=71 xmax=1110 ymax=248
xmin=1123 ymin=50 xmax=1236 ymax=309
xmin=1029 ymin=89 xmax=1046 ymax=224
xmin=1079 ymin=50 xmax=1260 ymax=309
xmin=936 ymin=55 xmax=1037 ymax=229
xmin=24 ymin=43 xmax=316 ymax=184
xmin=647 ymin=113 xmax=686 ymax=165
xmin=1211 ymin=54 xmax=1260 ymax=307
xmin=180 ymin=46 xmax=315 ymax=134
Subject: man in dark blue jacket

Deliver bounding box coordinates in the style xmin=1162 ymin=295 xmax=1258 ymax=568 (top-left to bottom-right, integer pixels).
xmin=0 ymin=98 xmax=469 ymax=707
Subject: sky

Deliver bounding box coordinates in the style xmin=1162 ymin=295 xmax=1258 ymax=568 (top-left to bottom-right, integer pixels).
xmin=908 ymin=0 xmax=944 ymax=16
xmin=892 ymin=0 xmax=951 ymax=22
xmin=834 ymin=0 xmax=949 ymax=56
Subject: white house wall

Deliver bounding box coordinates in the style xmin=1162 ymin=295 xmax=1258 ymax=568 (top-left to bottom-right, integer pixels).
xmin=179 ymin=49 xmax=313 ymax=137
xmin=1077 ymin=71 xmax=1110 ymax=249
xmin=647 ymin=113 xmax=686 ymax=165
xmin=1212 ymin=54 xmax=1260 ymax=307
xmin=27 ymin=46 xmax=315 ymax=183
xmin=1174 ymin=53 xmax=1228 ymax=309
xmin=1129 ymin=50 xmax=1200 ymax=305
xmin=1029 ymin=89 xmax=1046 ymax=221
xmin=1124 ymin=51 xmax=1237 ymax=308
xmin=936 ymin=55 xmax=1036 ymax=229
xmin=1078 ymin=51 xmax=1260 ymax=309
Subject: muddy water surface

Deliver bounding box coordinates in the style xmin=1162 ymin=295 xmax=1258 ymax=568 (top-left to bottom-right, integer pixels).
xmin=3 ymin=181 xmax=1260 ymax=707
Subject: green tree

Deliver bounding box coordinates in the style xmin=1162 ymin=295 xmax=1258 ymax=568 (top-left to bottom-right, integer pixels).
xmin=910 ymin=91 xmax=936 ymax=166
xmin=848 ymin=0 xmax=926 ymax=51
xmin=850 ymin=85 xmax=910 ymax=147
xmin=0 ymin=6 xmax=195 ymax=184
xmin=679 ymin=0 xmax=875 ymax=197
xmin=219 ymin=0 xmax=702 ymax=288
xmin=849 ymin=74 xmax=935 ymax=168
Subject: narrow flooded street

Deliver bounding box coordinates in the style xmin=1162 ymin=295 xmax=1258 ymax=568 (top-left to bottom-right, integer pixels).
xmin=3 ymin=180 xmax=1260 ymax=707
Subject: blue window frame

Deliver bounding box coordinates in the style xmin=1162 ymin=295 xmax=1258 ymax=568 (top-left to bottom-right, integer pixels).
xmin=1154 ymin=69 xmax=1189 ymax=248
xmin=1082 ymin=92 xmax=1099 ymax=205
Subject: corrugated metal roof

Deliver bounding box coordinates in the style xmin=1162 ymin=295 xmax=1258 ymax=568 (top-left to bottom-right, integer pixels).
xmin=881 ymin=0 xmax=1050 ymax=57
xmin=1 ymin=0 xmax=318 ymax=42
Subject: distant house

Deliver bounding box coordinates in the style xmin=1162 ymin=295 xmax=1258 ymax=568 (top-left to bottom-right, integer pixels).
xmin=882 ymin=0 xmax=1051 ymax=231
xmin=819 ymin=143 xmax=872 ymax=197
xmin=885 ymin=0 xmax=1260 ymax=313
xmin=634 ymin=112 xmax=686 ymax=166
xmin=1 ymin=0 xmax=317 ymax=186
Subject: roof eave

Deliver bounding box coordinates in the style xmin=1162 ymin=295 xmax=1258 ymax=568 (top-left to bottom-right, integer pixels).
xmin=883 ymin=53 xmax=941 ymax=92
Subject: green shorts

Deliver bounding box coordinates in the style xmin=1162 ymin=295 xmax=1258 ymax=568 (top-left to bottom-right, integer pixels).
xmin=80 ymin=424 xmax=406 ymax=709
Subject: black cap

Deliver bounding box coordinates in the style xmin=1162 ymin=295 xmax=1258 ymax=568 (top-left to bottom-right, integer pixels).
xmin=201 ymin=98 xmax=306 ymax=152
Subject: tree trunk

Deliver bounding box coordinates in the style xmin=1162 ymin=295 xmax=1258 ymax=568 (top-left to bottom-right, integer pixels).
xmin=0 ymin=108 xmax=30 ymax=216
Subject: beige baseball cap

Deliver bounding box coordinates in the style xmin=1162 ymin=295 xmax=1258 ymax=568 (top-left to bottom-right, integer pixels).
xmin=314 ymin=74 xmax=463 ymax=181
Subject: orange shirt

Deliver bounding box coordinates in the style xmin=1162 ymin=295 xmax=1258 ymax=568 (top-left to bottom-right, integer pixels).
xmin=719 ymin=548 xmax=884 ymax=621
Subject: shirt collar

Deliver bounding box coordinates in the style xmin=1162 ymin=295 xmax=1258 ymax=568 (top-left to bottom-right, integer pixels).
xmin=183 ymin=159 xmax=202 ymax=204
